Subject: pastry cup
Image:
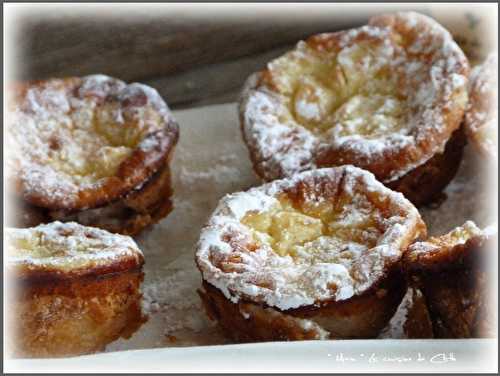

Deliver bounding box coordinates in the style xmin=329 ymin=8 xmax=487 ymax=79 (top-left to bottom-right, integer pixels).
xmin=45 ymin=164 xmax=172 ymax=236
xmin=465 ymin=53 xmax=498 ymax=161
xmin=404 ymin=221 xmax=497 ymax=338
xmin=5 ymin=222 xmax=146 ymax=358
xmin=6 ymin=74 xmax=179 ymax=235
xmin=196 ymin=166 xmax=426 ymax=341
xmin=240 ymin=12 xmax=469 ymax=206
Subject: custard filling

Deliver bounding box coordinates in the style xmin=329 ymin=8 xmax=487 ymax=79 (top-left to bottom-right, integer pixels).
xmin=266 ymin=40 xmax=407 ymax=137
xmin=242 ymin=193 xmax=383 ymax=264
xmin=9 ymin=87 xmax=164 ymax=186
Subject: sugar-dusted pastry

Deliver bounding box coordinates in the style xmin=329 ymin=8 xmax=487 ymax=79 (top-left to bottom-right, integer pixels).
xmin=239 ymin=12 xmax=469 ymax=206
xmin=465 ymin=53 xmax=498 ymax=160
xmin=196 ymin=166 xmax=426 ymax=341
xmin=5 ymin=222 xmax=146 ymax=358
xmin=404 ymin=221 xmax=497 ymax=338
xmin=5 ymin=75 xmax=179 ymax=235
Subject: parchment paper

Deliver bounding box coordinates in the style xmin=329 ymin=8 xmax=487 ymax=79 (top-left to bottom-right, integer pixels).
xmin=106 ymin=102 xmax=497 ymax=352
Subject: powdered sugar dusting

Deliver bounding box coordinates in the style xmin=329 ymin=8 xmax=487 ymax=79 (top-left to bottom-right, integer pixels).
xmin=196 ymin=165 xmax=424 ymax=310
xmin=141 ymin=270 xmax=206 ymax=334
xmin=240 ymin=79 xmax=318 ymax=181
xmin=240 ymin=12 xmax=469 ymax=183
xmin=6 ymin=74 xmax=178 ymax=209
xmin=408 ymin=220 xmax=483 ymax=256
xmin=6 ymin=221 xmax=143 ymax=273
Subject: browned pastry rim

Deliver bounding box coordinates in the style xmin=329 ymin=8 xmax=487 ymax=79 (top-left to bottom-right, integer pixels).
xmin=49 ymin=163 xmax=174 ymax=236
xmin=11 ymin=162 xmax=174 ymax=236
xmin=199 ymin=266 xmax=406 ymax=341
xmin=6 ymin=75 xmax=179 ymax=211
xmin=403 ymin=222 xmax=497 ymax=338
xmin=6 ymin=222 xmax=145 ymax=281
xmin=386 ymin=125 xmax=467 ymax=207
xmin=239 ymin=12 xmax=469 ymax=187
xmin=403 ymin=222 xmax=494 ymax=273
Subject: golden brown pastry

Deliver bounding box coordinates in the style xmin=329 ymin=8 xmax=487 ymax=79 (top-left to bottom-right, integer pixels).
xmin=465 ymin=52 xmax=498 ymax=161
xmin=5 ymin=75 xmax=179 ymax=235
xmin=5 ymin=221 xmax=146 ymax=358
xmin=239 ymin=12 xmax=469 ymax=206
xmin=196 ymin=166 xmax=426 ymax=341
xmin=404 ymin=221 xmax=497 ymax=338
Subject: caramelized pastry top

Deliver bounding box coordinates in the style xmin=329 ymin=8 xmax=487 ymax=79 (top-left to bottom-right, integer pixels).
xmin=196 ymin=166 xmax=425 ymax=310
xmin=240 ymin=12 xmax=469 ymax=182
xmin=6 ymin=221 xmax=144 ymax=279
xmin=6 ymin=75 xmax=179 ymax=210
xmin=404 ymin=221 xmax=496 ymax=271
xmin=465 ymin=53 xmax=498 ymax=160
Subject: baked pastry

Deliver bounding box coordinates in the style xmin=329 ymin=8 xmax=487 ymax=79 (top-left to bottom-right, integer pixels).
xmin=404 ymin=221 xmax=497 ymax=338
xmin=239 ymin=12 xmax=469 ymax=206
xmin=465 ymin=53 xmax=498 ymax=161
xmin=196 ymin=166 xmax=426 ymax=341
xmin=5 ymin=221 xmax=146 ymax=358
xmin=5 ymin=75 xmax=179 ymax=235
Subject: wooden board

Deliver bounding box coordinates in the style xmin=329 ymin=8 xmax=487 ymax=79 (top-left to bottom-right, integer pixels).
xmin=7 ymin=4 xmax=496 ymax=108
xmin=11 ymin=4 xmax=431 ymax=108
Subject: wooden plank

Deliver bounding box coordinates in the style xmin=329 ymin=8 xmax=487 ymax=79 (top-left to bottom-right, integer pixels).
xmin=10 ymin=4 xmax=434 ymax=108
xmin=143 ymin=45 xmax=292 ymax=109
xmin=15 ymin=9 xmax=372 ymax=82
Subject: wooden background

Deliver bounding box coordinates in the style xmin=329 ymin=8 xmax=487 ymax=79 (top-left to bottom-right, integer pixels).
xmin=9 ymin=4 xmax=494 ymax=109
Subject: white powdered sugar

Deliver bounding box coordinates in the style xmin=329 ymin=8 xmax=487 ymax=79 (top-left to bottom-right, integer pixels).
xmin=6 ymin=221 xmax=143 ymax=273
xmin=5 ymin=74 xmax=178 ymax=209
xmin=141 ymin=270 xmax=203 ymax=333
xmin=223 ymin=190 xmax=278 ymax=221
xmin=196 ymin=166 xmax=424 ymax=310
xmin=240 ymin=79 xmax=318 ymax=181
xmin=239 ymin=12 xmax=469 ymax=183
xmin=407 ymin=220 xmax=491 ymax=256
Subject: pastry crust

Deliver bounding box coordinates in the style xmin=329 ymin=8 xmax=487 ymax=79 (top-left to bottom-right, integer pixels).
xmin=51 ymin=164 xmax=173 ymax=236
xmin=200 ymin=270 xmax=405 ymax=342
xmin=5 ymin=222 xmax=146 ymax=357
xmin=404 ymin=221 xmax=497 ymax=338
xmin=465 ymin=53 xmax=498 ymax=160
xmin=10 ymin=163 xmax=173 ymax=236
xmin=196 ymin=166 xmax=426 ymax=340
xmin=386 ymin=125 xmax=466 ymax=207
xmin=239 ymin=12 xmax=469 ymax=205
xmin=6 ymin=75 xmax=178 ymax=234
